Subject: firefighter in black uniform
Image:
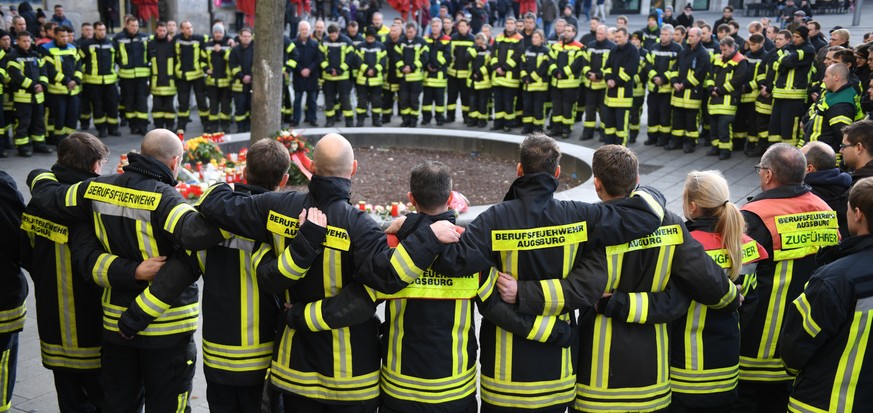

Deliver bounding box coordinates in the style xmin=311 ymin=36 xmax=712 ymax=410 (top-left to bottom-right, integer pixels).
xmin=422 ymin=18 xmax=451 ymax=126
xmin=20 ymin=134 xmax=129 ymax=412
xmin=429 ymin=134 xmax=669 ymax=413
xmin=502 ymin=145 xmax=742 ymax=413
xmin=736 ymin=33 xmax=767 ymax=154
xmin=173 ymin=21 xmax=208 ymax=132
xmin=230 ymin=27 xmax=254 ymax=133
xmin=354 ymin=27 xmax=386 ymax=126
xmin=282 ymin=34 xmax=297 ymax=125
xmin=203 ymin=24 xmax=232 ymax=133
xmin=581 ymin=24 xmax=614 ymax=141
xmin=148 ymin=22 xmax=177 ymax=131
xmin=194 ymin=133 xmax=463 ymax=413
xmin=381 ymin=24 xmax=402 ymax=125
xmin=8 ymin=31 xmax=51 ymax=157
xmin=396 ymin=23 xmax=428 ymax=127
xmin=643 ymin=24 xmax=682 ymax=146
xmin=320 ymin=24 xmax=355 ymax=127
xmin=490 ymin=17 xmax=524 ymax=131
xmin=669 ymin=27 xmax=711 ymax=153
xmin=41 ymin=26 xmax=82 ymax=145
xmin=768 ymin=26 xmax=815 ymax=146
xmin=27 ymin=129 xmax=225 ymax=413
xmin=0 ymin=171 xmax=26 ymax=413
xmin=706 ymin=37 xmax=748 ymax=160
xmin=447 ymin=19 xmax=474 ymax=124
xmin=0 ymin=31 xmax=11 ymax=158
xmin=602 ymin=28 xmax=639 ymax=146
xmin=521 ymin=30 xmax=550 ymax=134
xmin=79 ymin=22 xmax=120 ymax=138
xmin=114 ymin=16 xmax=150 ymax=135
xmin=548 ymin=25 xmax=584 ymax=139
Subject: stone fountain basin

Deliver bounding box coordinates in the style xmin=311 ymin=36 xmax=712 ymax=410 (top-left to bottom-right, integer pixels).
xmin=218 ymin=127 xmax=598 ymax=226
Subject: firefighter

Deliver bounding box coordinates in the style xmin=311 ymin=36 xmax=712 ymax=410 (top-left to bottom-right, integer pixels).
xmin=769 ymin=26 xmax=815 ymax=146
xmin=0 ymin=31 xmax=11 ymax=158
xmin=737 ymin=143 xmax=840 ymax=411
xmin=282 ymin=34 xmax=298 ymax=125
xmin=429 ymin=135 xmax=668 ymax=413
xmin=203 ymin=23 xmax=232 ymax=133
xmin=0 ymin=171 xmax=25 ymax=413
xmin=291 ymin=21 xmax=321 ymax=127
xmin=19 ymin=134 xmax=123 ymax=412
xmin=490 ymin=17 xmax=524 ymax=131
xmin=468 ymin=32 xmax=492 ymax=128
xmin=801 ymin=63 xmax=861 ymax=153
xmin=737 ymin=33 xmax=768 ymax=154
xmin=447 ymin=19 xmax=474 ymax=125
xmin=521 ymin=29 xmax=550 ymax=134
xmin=229 ymin=27 xmax=254 ymax=133
xmin=422 ymin=18 xmax=451 ymax=126
xmin=381 ymin=24 xmax=402 ymax=125
xmin=147 ymin=22 xmax=176 ymax=131
xmin=748 ymin=30 xmax=787 ymax=157
xmin=499 ymin=145 xmax=742 ymax=413
xmin=354 ymin=26 xmax=386 ymax=127
xmin=395 ymin=22 xmax=427 ymax=127
xmin=581 ymin=24 xmax=614 ymax=141
xmin=602 ymin=27 xmax=639 ymax=146
xmin=173 ymin=20 xmax=208 ymax=132
xmin=75 ymin=23 xmax=93 ymax=131
xmin=41 ymin=25 xmax=82 ymax=145
xmin=114 ymin=15 xmax=150 ymax=136
xmin=629 ymin=31 xmax=647 ymax=144
xmin=780 ymin=176 xmax=873 ymax=413
xmin=8 ymin=30 xmax=51 ymax=157
xmin=321 ymin=24 xmax=354 ymax=127
xmin=547 ymin=24 xmax=583 ymax=139
xmin=706 ymin=37 xmax=748 ymax=160
xmin=669 ymin=27 xmax=711 ymax=153
xmin=26 ymin=129 xmax=226 ymax=412
xmin=643 ymin=24 xmax=682 ymax=146
xmin=79 ymin=22 xmax=120 ymax=138
xmin=194 ymin=132 xmax=463 ymax=413
xmin=699 ymin=24 xmax=720 ymax=145
xmin=640 ymin=13 xmax=660 ymax=50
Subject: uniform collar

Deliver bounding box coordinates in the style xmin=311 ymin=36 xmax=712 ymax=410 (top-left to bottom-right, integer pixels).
xmin=746 ymin=183 xmax=812 ymax=203
xmin=51 ymin=163 xmax=98 ymax=184
xmin=816 ymin=233 xmax=873 ymax=265
xmin=307 ymin=175 xmax=352 ymax=207
xmin=123 ymin=152 xmax=178 ymax=186
xmin=503 ymin=172 xmax=558 ymax=202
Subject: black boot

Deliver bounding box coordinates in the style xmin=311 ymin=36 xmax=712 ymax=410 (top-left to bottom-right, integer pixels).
xmin=18 ymin=145 xmax=32 ymax=157
xmin=356 ymin=116 xmax=366 ymax=127
xmin=372 ymin=116 xmax=382 ymax=127
xmin=657 ymin=134 xmax=670 ymax=147
xmin=477 ymin=119 xmax=487 ymax=128
xmin=643 ymin=132 xmax=658 ymax=146
xmin=706 ymin=146 xmax=720 ymax=156
xmin=345 ymin=117 xmax=354 ymax=128
xmin=421 ymin=113 xmax=432 ymax=126
xmin=683 ymin=140 xmax=696 ymax=153
xmin=97 ymin=126 xmax=108 ymax=138
xmin=436 ymin=114 xmax=445 ymax=126
xmin=108 ymin=126 xmax=121 ymax=137
xmin=324 ymin=118 xmax=336 ymax=127
xmin=664 ymin=137 xmax=681 ymax=150
xmin=747 ymin=140 xmax=769 ymax=157
xmin=521 ymin=123 xmax=534 ymax=135
xmin=580 ymin=129 xmax=594 ymax=141
xmin=381 ymin=114 xmax=391 ymax=124
xmin=719 ymin=149 xmax=732 ymax=160
xmin=33 ymin=141 xmax=54 ymax=154
xmin=629 ymin=130 xmax=638 ymax=144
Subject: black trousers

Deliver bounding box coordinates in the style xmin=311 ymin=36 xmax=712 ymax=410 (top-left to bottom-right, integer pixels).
xmin=282 ymin=82 xmax=293 ymax=119
xmin=207 ymin=86 xmax=232 ymax=130
xmin=101 ymin=335 xmax=196 ymax=413
xmin=399 ymin=80 xmax=422 ymax=117
xmin=293 ymin=88 xmax=318 ymax=123
xmin=734 ymin=102 xmax=755 ymax=141
xmin=421 ymin=86 xmax=446 ymax=121
xmin=80 ymin=87 xmax=91 ymax=125
xmin=769 ymin=98 xmax=805 ymax=145
xmin=492 ymin=85 xmax=518 ymax=126
xmin=0 ymin=334 xmax=18 ymax=413
xmin=630 ymin=95 xmax=644 ymax=136
xmin=672 ymin=107 xmax=700 ymax=144
xmin=282 ymin=393 xmax=377 ymax=413
xmin=602 ymin=105 xmax=629 ymax=145
xmin=323 ymin=80 xmax=353 ymax=120
xmin=234 ymin=88 xmax=253 ymax=129
xmin=120 ymin=77 xmax=149 ymax=128
xmin=710 ymin=114 xmax=735 ymax=150
xmin=47 ymin=94 xmax=80 ymax=139
xmin=206 ymin=380 xmax=262 ymax=413
xmin=522 ymin=90 xmax=547 ymax=127
xmin=86 ymin=83 xmax=119 ymax=128
xmin=446 ymin=76 xmax=470 ymax=120
xmin=355 ymin=84 xmax=382 ymax=118
xmin=551 ymin=87 xmax=577 ymax=130
xmin=53 ymin=369 xmax=104 ymax=413
xmin=732 ymin=380 xmax=791 ymax=413
xmin=647 ymin=92 xmax=672 ymax=137
xmin=13 ymin=100 xmax=46 ymax=147
xmin=576 ymin=84 xmax=586 ymax=120
xmin=583 ymin=88 xmax=606 ymax=131
xmin=177 ymin=77 xmax=208 ymax=123
xmin=671 ymin=404 xmax=733 ymax=413
xmin=151 ymin=95 xmax=176 ymax=129
xmin=381 ymin=83 xmax=400 ymax=119
xmin=470 ymin=87 xmax=490 ymax=120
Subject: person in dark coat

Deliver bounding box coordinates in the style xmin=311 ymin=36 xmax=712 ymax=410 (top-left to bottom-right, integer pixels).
xmin=292 ymin=20 xmax=323 ymax=126
xmin=802 ymin=141 xmax=852 ymax=237
xmin=17 ymin=1 xmax=37 ymax=36
xmin=677 ymin=4 xmax=695 ymax=29
xmin=97 ymin=0 xmax=119 ymax=33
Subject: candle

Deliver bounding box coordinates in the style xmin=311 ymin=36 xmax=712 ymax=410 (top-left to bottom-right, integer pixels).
xmin=391 ymin=202 xmax=399 ymax=217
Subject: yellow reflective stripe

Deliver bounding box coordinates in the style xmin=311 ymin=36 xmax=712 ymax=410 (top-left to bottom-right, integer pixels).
xmin=175 ymin=391 xmax=188 ymax=413
xmin=574 ymin=380 xmax=671 ymax=411
xmin=0 ymin=347 xmax=10 ymax=412
xmin=739 ymin=356 xmax=792 ymax=381
xmin=454 ymin=300 xmax=471 ymax=375
xmin=163 ymin=203 xmax=196 ymax=233
xmin=670 ymin=364 xmax=738 ymax=394
xmin=774 ymin=246 xmax=827 ymax=261
xmin=39 ymin=341 xmax=101 ymax=370
xmin=525 ymin=315 xmax=557 ymax=343
xmin=711 ymin=282 xmax=739 ymax=310
xmin=270 ymin=362 xmax=380 ymax=401
xmin=91 ymin=253 xmax=116 ymax=287
xmin=793 ymin=293 xmax=822 ymax=338
xmin=334 ymin=326 xmax=353 ymax=379
xmin=202 ymin=340 xmax=272 ymax=372
xmin=630 ymin=190 xmax=665 ymax=221
xmin=830 ymin=115 xmax=852 ymax=126
xmin=20 ymin=213 xmax=69 ymax=244
xmin=376 ymin=271 xmax=479 ymax=300
xmin=29 ymin=172 xmax=58 ymax=191
xmin=478 ymin=268 xmax=498 ymax=301
xmin=491 ymin=222 xmax=588 ymax=251
xmin=758 ymin=260 xmax=792 ymax=359
xmin=0 ymin=304 xmax=26 ymax=334
xmin=606 ymin=225 xmax=683 ymax=255
xmin=829 ymin=308 xmax=871 ymax=412
xmin=55 ymin=243 xmax=77 ymax=347
xmin=684 ymin=301 xmax=707 ymax=371
xmin=627 ymin=292 xmax=649 ymax=324
xmin=389 ymin=243 xmax=424 ymax=284
xmin=386 ymin=299 xmax=405 ymax=374
xmin=590 ymin=315 xmax=612 ymax=388
xmin=84 ymin=182 xmax=162 ymax=211
xmin=303 ymin=301 xmax=330 ymax=331
xmin=380 ymin=365 xmax=476 ymax=403
xmin=278 ymin=246 xmax=308 ymax=280
xmin=265 ymin=210 xmax=300 ymax=237
xmin=480 ymin=374 xmax=576 ymax=408
xmin=134 ymin=289 xmax=172 ymax=318
xmin=788 ymin=397 xmax=829 ymax=413
xmin=540 ymin=278 xmax=565 ymax=316
xmin=323 ymin=226 xmax=351 ymax=251
xmin=193 ymin=183 xmax=220 ymax=207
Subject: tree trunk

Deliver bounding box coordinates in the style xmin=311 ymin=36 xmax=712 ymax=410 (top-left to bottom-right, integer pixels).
xmin=251 ymin=0 xmax=286 ymax=145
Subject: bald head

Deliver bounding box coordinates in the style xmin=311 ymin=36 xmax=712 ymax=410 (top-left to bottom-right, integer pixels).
xmin=312 ymin=133 xmax=356 ymax=178
xmin=141 ymin=129 xmax=183 ymax=173
xmin=802 ymin=141 xmax=838 ymax=171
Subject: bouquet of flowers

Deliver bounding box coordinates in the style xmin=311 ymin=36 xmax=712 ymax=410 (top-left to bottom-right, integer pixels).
xmin=184 ymin=136 xmax=224 ymax=164
xmin=275 ymin=128 xmax=315 ymax=186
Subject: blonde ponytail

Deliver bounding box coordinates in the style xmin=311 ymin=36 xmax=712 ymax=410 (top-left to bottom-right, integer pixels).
xmin=683 ymin=171 xmax=746 ymax=280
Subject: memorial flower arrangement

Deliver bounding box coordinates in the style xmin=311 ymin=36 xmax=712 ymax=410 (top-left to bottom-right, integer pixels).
xmin=275 ymin=128 xmax=314 ymax=186
xmin=184 ymin=136 xmax=224 ymax=164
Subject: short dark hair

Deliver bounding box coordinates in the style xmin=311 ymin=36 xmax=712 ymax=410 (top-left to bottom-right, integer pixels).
xmin=778 ymin=29 xmax=792 ymax=40
xmin=327 ymin=23 xmax=339 ymax=33
xmin=835 ymin=49 xmax=856 ymax=67
xmin=57 ymin=132 xmax=109 ymax=173
xmin=405 ymin=22 xmax=417 ymax=31
xmin=240 ymin=26 xmax=253 ymax=35
xmin=720 ymin=36 xmax=736 ymax=48
xmin=749 ymin=33 xmax=764 ymax=43
xmin=843 ymin=120 xmax=873 ymax=156
xmin=615 ymin=27 xmax=628 ymax=36
xmin=93 ymin=21 xmax=106 ymax=29
xmin=724 ymin=6 xmax=734 ymax=12
xmin=54 ymin=4 xmax=63 ymax=9
xmin=348 ymin=20 xmax=358 ymax=28
xmin=16 ymin=30 xmax=29 ymax=38
xmin=593 ymin=145 xmax=638 ymax=197
xmin=728 ymin=20 xmax=740 ymax=30
xmin=520 ymin=132 xmax=561 ymax=175
xmin=808 ymin=20 xmax=821 ymax=30
xmin=716 ymin=23 xmax=730 ymax=33
xmin=804 ymin=142 xmax=837 ymax=170
xmin=244 ymin=139 xmax=291 ymax=189
xmin=591 ymin=16 xmax=601 ymax=23
xmin=675 ymin=25 xmax=686 ymax=35
xmin=81 ymin=22 xmax=92 ymax=28
xmin=700 ymin=23 xmax=712 ymax=31
xmin=409 ymin=161 xmax=452 ymax=211
xmin=761 ymin=143 xmax=806 ymax=185
xmin=156 ymin=21 xmax=167 ymax=29
xmin=849 ymin=177 xmax=873 ymax=233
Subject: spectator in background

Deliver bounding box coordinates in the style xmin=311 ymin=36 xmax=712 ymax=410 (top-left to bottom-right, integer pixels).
xmin=541 ymin=0 xmax=557 ymax=38
xmin=4 ymin=5 xmax=15 ymax=31
xmin=830 ymin=28 xmax=850 ymax=48
xmin=98 ymin=0 xmax=120 ymax=33
xmin=801 ymin=141 xmax=851 ymax=237
xmin=662 ymin=6 xmax=678 ymax=26
xmin=50 ymin=4 xmax=71 ymax=28
xmin=713 ymin=6 xmax=733 ymax=30
xmin=799 ymin=0 xmax=813 ymax=17
xmin=677 ymin=4 xmax=694 ymax=28
xmin=17 ymin=1 xmax=37 ymax=35
xmin=808 ymin=20 xmax=827 ymax=50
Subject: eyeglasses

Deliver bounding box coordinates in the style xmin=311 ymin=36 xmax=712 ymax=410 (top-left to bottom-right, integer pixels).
xmin=754 ymin=164 xmax=770 ymax=173
xmin=840 ymin=142 xmax=856 ymax=150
